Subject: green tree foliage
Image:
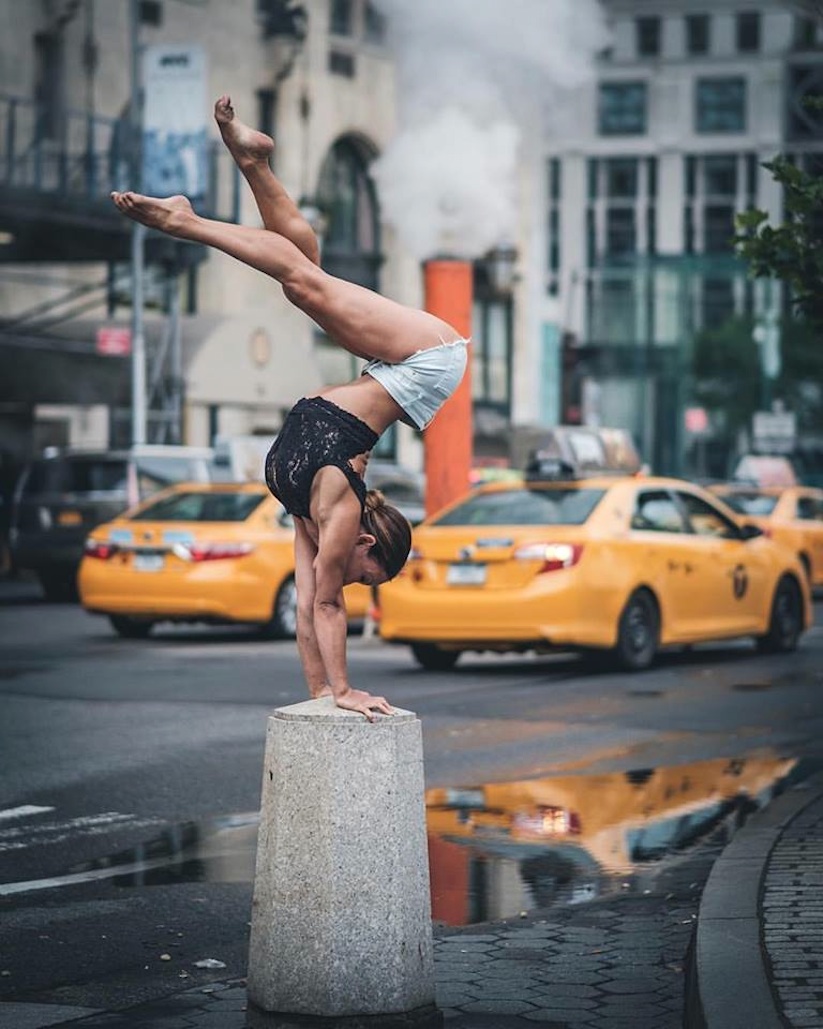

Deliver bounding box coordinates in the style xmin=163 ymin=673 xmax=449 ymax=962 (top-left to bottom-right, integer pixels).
xmin=735 ymin=156 xmax=823 ymax=328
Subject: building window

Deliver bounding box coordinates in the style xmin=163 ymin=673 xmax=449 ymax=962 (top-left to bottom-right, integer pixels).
xmin=330 ymin=0 xmax=353 ymax=36
xmin=636 ymin=16 xmax=661 ymax=57
xmin=598 ymin=82 xmax=647 ymax=135
xmin=684 ymin=153 xmax=756 ymax=325
xmin=363 ymin=1 xmax=386 ymax=43
xmin=586 ymin=157 xmax=657 ymax=265
xmin=696 ymin=77 xmax=746 ymax=133
xmin=787 ymin=64 xmax=823 ymax=140
xmin=317 ymin=135 xmax=381 ymax=289
xmin=546 ymin=158 xmax=562 ymax=295
xmin=33 ymin=30 xmax=64 ymax=141
xmin=736 ymin=11 xmax=760 ymax=53
xmin=328 ymin=50 xmax=355 ymax=77
xmin=686 ymin=14 xmax=710 ymax=55
xmin=472 ymin=263 xmax=513 ymax=417
xmin=604 ymin=158 xmax=639 ymax=257
xmin=794 ymin=16 xmax=823 ymax=50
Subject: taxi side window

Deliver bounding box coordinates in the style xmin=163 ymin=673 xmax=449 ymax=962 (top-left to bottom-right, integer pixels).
xmin=631 ymin=491 xmax=685 ymax=533
xmin=796 ymin=497 xmax=823 ymax=522
xmin=676 ymin=491 xmax=739 ymax=539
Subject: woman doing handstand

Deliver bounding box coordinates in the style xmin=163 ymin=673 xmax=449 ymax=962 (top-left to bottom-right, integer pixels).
xmin=111 ymin=96 xmax=468 ymax=721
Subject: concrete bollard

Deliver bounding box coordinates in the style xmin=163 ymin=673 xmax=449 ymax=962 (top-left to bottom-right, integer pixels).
xmin=247 ymin=697 xmax=437 ymax=1023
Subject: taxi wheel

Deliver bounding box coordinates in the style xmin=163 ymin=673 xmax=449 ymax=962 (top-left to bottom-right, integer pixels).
xmin=109 ymin=615 xmax=154 ymax=639
xmin=410 ymin=643 xmax=460 ymax=671
xmin=263 ymin=575 xmax=298 ymax=639
xmin=756 ymin=575 xmax=802 ymax=654
xmin=615 ymin=589 xmax=659 ymax=671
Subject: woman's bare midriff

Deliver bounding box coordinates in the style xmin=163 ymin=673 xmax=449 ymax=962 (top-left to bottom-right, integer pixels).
xmin=312 ymin=374 xmax=405 ymax=436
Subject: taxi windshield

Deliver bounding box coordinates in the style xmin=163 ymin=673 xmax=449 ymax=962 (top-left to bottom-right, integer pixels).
xmin=131 ymin=491 xmax=265 ymax=522
xmin=721 ymin=492 xmax=779 ymax=517
xmin=432 ymin=487 xmax=606 ymax=527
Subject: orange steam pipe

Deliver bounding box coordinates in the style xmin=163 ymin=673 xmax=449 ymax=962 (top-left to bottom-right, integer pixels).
xmin=423 ymin=259 xmax=473 ymax=518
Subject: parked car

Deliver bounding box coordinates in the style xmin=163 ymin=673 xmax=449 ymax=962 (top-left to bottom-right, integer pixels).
xmin=709 ymin=483 xmax=823 ymax=588
xmin=10 ymin=445 xmax=214 ymax=600
xmin=78 ymin=481 xmax=370 ymax=639
xmin=378 ymin=472 xmax=812 ymax=671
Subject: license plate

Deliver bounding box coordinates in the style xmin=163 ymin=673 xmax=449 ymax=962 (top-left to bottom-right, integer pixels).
xmin=134 ymin=553 xmax=164 ymax=572
xmin=57 ymin=510 xmax=82 ymax=526
xmin=446 ymin=563 xmax=487 ymax=586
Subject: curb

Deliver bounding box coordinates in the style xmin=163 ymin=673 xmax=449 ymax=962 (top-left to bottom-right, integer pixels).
xmin=688 ymin=770 xmax=823 ymax=1029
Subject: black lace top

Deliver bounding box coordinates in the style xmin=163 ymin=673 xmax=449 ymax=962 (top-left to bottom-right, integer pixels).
xmin=264 ymin=396 xmax=379 ymax=519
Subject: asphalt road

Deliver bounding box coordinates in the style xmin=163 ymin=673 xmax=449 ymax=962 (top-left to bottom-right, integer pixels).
xmin=1 ymin=578 xmax=822 ymax=1011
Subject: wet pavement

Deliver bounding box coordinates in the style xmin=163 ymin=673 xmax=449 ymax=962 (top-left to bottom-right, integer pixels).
xmin=4 ymin=761 xmax=821 ymax=1028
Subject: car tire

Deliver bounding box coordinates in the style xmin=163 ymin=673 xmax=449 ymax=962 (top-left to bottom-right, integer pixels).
xmin=262 ymin=575 xmax=298 ymax=639
xmin=614 ymin=588 xmax=659 ymax=671
xmin=109 ymin=615 xmax=154 ymax=639
xmin=756 ymin=575 xmax=803 ymax=654
xmin=38 ymin=571 xmax=78 ymax=603
xmin=410 ymin=643 xmax=460 ymax=671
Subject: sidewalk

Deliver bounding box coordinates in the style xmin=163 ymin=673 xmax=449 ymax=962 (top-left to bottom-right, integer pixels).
xmin=689 ymin=770 xmax=823 ymax=1029
xmin=2 ymin=769 xmax=821 ymax=1029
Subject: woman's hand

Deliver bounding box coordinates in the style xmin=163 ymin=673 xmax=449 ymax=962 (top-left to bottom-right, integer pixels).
xmin=335 ymin=688 xmax=394 ymax=722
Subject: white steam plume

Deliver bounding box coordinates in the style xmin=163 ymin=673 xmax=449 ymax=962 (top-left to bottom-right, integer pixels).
xmin=370 ymin=0 xmax=610 ymax=261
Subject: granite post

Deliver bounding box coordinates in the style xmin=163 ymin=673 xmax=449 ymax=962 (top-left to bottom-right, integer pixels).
xmin=247 ymin=697 xmax=437 ymax=1020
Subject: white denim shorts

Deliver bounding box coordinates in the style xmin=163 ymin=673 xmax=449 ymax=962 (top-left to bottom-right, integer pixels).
xmin=362 ymin=338 xmax=469 ymax=430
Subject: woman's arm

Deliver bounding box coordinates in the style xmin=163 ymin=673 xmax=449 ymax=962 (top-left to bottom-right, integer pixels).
xmin=293 ymin=516 xmax=330 ymax=698
xmin=311 ymin=470 xmax=393 ymax=721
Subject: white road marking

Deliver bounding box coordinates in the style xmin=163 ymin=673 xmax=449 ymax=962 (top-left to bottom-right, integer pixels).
xmin=0 ymin=812 xmax=161 ymax=853
xmin=0 ymin=805 xmax=55 ymax=822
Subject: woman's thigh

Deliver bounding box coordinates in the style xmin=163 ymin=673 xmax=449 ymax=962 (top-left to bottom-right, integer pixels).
xmin=285 ymin=265 xmax=460 ymax=364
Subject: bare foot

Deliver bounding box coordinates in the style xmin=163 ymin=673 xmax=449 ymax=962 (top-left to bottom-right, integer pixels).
xmin=110 ymin=192 xmax=195 ymax=236
xmin=214 ymin=94 xmax=274 ymax=166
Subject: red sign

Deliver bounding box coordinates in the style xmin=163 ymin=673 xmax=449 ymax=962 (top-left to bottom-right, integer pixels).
xmin=96 ymin=326 xmax=131 ymax=356
xmin=684 ymin=407 xmax=709 ymax=434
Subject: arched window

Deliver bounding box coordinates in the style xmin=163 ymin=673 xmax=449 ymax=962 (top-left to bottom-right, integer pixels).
xmin=317 ymin=136 xmax=382 ymax=291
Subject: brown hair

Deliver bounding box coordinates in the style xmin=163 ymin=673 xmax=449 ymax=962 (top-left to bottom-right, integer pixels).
xmin=362 ymin=489 xmax=412 ymax=579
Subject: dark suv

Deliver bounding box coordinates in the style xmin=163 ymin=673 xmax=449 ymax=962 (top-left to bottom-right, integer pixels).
xmin=10 ymin=446 xmax=213 ymax=600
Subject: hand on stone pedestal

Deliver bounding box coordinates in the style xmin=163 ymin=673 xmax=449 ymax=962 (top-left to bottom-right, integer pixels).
xmin=335 ymin=688 xmax=394 ymax=722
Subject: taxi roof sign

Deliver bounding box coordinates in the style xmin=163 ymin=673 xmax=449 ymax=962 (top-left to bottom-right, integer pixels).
xmin=525 ymin=426 xmax=642 ymax=481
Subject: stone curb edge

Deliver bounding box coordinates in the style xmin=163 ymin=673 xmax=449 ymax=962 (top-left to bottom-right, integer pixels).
xmin=687 ymin=769 xmax=823 ymax=1029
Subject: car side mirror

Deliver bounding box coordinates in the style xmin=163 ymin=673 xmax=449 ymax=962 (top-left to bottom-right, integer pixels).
xmin=740 ymin=523 xmax=764 ymax=540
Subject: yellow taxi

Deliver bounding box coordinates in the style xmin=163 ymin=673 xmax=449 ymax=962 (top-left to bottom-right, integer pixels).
xmin=378 ymin=470 xmax=812 ymax=670
xmin=709 ymin=483 xmax=823 ymax=588
xmin=78 ymin=482 xmax=369 ymax=639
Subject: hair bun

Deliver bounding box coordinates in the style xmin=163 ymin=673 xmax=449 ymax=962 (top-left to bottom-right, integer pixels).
xmin=364 ymin=488 xmax=386 ymax=512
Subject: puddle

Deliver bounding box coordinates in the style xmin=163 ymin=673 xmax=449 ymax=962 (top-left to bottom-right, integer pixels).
xmin=2 ymin=754 xmax=816 ymax=923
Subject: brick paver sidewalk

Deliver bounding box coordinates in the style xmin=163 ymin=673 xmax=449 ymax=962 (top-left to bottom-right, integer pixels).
xmin=762 ymin=795 xmax=823 ymax=1029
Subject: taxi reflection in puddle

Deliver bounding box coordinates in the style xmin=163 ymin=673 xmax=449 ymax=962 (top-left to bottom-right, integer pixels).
xmin=425 ymin=754 xmax=797 ymax=925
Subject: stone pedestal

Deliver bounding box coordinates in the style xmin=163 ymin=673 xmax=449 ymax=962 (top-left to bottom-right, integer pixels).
xmin=247 ymin=697 xmax=436 ymax=1019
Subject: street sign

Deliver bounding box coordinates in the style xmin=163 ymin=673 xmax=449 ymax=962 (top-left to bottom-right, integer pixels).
xmin=752 ymin=410 xmax=796 ymax=454
xmin=96 ymin=326 xmax=132 ymax=357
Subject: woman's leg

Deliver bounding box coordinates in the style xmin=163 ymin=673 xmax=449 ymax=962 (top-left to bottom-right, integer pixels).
xmin=110 ymin=192 xmax=460 ymax=364
xmin=214 ymin=95 xmax=320 ymax=266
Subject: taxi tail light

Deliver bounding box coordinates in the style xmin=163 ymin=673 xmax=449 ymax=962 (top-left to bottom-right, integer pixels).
xmin=514 ymin=542 xmax=584 ymax=573
xmin=512 ymin=806 xmax=582 ymax=836
xmin=84 ymin=538 xmax=118 ymax=561
xmin=180 ymin=542 xmax=255 ymax=562
xmin=760 ymin=526 xmax=773 ymax=538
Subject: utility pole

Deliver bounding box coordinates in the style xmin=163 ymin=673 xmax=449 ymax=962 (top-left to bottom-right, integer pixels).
xmin=129 ymin=0 xmax=147 ymax=445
